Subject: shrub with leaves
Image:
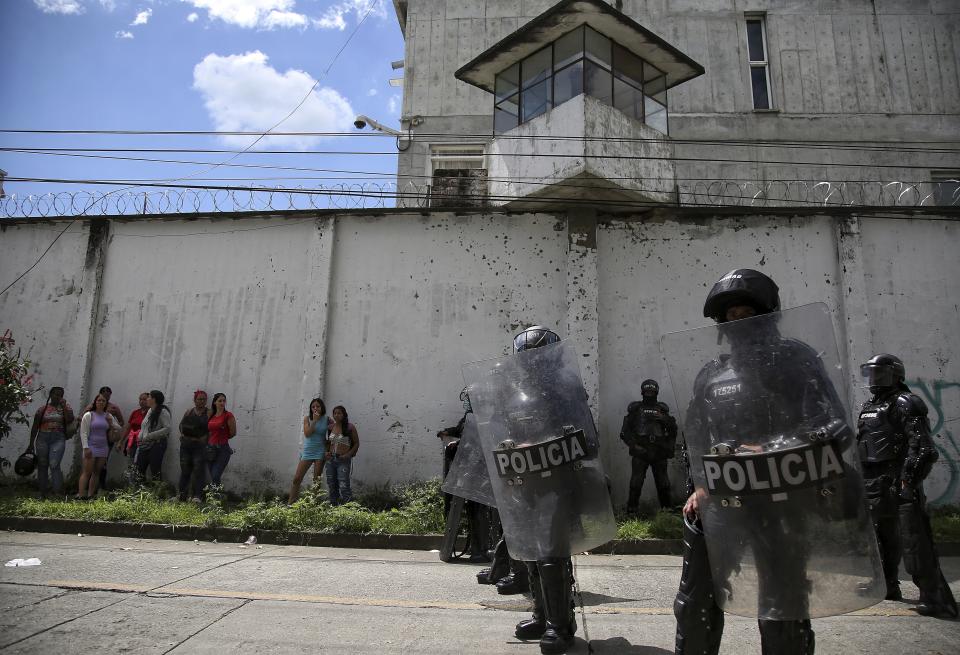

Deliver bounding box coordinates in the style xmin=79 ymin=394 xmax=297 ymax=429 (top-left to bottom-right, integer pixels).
xmin=0 ymin=330 xmax=38 ymax=471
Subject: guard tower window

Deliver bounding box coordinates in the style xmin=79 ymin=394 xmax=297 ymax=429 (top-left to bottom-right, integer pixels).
xmin=746 ymin=16 xmax=772 ymax=110
xmin=493 ymin=25 xmax=669 ymax=135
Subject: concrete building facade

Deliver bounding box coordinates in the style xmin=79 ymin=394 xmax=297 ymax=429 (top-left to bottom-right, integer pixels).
xmin=392 ymin=0 xmax=959 ymax=205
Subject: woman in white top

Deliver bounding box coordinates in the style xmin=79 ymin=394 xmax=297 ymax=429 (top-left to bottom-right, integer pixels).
xmin=77 ymin=394 xmax=121 ymax=499
xmin=325 ymin=405 xmax=359 ymax=505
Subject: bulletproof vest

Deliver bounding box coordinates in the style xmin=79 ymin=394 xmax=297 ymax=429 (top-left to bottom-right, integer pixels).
xmin=856 ymin=396 xmax=904 ymax=464
xmin=632 ymin=402 xmax=668 ymax=441
xmin=699 ymin=354 xmax=808 ymax=448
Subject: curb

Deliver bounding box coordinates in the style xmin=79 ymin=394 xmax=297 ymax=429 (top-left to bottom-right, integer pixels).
xmin=0 ymin=515 xmax=684 ymax=554
xmin=3 ymin=516 xmax=956 ymax=556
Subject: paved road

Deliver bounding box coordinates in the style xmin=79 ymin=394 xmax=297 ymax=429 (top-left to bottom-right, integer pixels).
xmin=0 ymin=531 xmax=957 ymax=654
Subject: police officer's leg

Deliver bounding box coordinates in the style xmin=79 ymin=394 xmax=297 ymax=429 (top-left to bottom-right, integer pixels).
xmin=627 ymin=456 xmax=649 ymax=512
xmin=651 ymin=458 xmax=672 ymax=509
xmin=868 ymin=477 xmax=902 ymax=600
xmin=674 ymin=518 xmax=723 ymax=655
xmin=753 ymin=528 xmax=815 ymax=655
xmin=899 ymin=487 xmax=958 ymax=617
xmin=467 ymin=501 xmax=491 ymax=562
xmin=515 ymin=561 xmax=545 ymax=640
xmin=757 ymin=620 xmax=815 ymax=655
xmin=537 ymin=557 xmax=576 ymax=654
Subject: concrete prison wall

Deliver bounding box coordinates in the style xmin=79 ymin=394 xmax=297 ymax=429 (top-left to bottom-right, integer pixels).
xmin=1 ymin=209 xmax=958 ymax=505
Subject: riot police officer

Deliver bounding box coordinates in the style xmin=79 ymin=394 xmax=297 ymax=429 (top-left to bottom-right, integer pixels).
xmin=857 ymin=354 xmax=958 ymax=618
xmin=621 ymin=379 xmax=677 ymax=511
xmin=509 ymin=326 xmax=579 ymax=655
xmin=438 ymin=388 xmax=492 ymax=563
xmin=672 ymin=269 xmax=857 ymax=655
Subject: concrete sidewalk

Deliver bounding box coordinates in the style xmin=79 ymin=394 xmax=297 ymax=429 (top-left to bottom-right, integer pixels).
xmin=0 ymin=531 xmax=957 ymax=654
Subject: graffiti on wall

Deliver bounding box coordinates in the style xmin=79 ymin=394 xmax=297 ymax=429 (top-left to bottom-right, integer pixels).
xmin=908 ymin=378 xmax=960 ymax=506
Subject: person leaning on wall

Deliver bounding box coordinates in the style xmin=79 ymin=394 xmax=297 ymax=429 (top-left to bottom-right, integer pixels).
xmin=206 ymin=393 xmax=236 ymax=488
xmin=135 ymin=390 xmax=171 ymax=483
xmin=27 ymin=386 xmax=74 ymax=499
xmin=178 ymin=389 xmax=210 ymax=502
xmin=289 ymin=397 xmax=330 ymax=503
xmin=76 ymin=393 xmax=122 ymax=500
xmin=325 ymin=405 xmax=359 ymax=505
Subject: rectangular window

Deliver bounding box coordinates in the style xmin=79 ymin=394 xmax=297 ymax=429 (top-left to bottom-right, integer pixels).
xmin=430 ymin=145 xmax=485 ymax=175
xmin=746 ymin=16 xmax=772 ymax=110
xmin=554 ymin=27 xmax=584 ymax=71
xmin=554 ymin=60 xmax=584 ymax=107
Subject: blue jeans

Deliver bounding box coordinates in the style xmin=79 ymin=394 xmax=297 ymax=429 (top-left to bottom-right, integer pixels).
xmin=326 ymin=455 xmax=352 ymax=505
xmin=178 ymin=440 xmax=207 ymax=499
xmin=208 ymin=444 xmax=232 ymax=486
xmin=34 ymin=431 xmax=66 ymax=495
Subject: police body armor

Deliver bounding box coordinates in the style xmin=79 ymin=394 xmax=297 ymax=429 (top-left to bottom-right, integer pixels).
xmin=463 ymin=341 xmax=616 ymax=561
xmin=662 ymin=303 xmax=884 ymax=620
xmin=857 ymin=399 xmax=905 ymax=464
xmin=625 ymin=401 xmax=676 ymax=460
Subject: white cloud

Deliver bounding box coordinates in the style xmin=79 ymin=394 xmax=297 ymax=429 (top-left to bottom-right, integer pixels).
xmin=187 ymin=11 xmax=199 ymax=21
xmin=193 ymin=51 xmax=354 ymax=150
xmin=262 ymin=9 xmax=307 ymax=29
xmin=131 ymin=8 xmax=152 ymax=25
xmin=34 ymin=0 xmax=85 ymax=14
xmin=115 ymin=30 xmax=134 ymax=39
xmin=367 ymin=88 xmax=377 ymax=97
xmin=314 ymin=0 xmax=385 ymax=31
xmin=387 ymin=94 xmax=399 ymax=115
xmin=183 ymin=0 xmax=307 ymax=30
xmin=99 ymin=0 xmax=116 ymax=11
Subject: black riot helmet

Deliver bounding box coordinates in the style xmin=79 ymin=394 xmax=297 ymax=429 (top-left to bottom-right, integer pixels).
xmin=861 ymin=353 xmax=906 ymax=394
xmin=640 ymin=379 xmax=659 ymax=400
xmin=703 ymin=269 xmax=780 ymax=323
xmin=14 ymin=450 xmax=36 ymax=477
xmin=513 ymin=325 xmax=561 ymax=353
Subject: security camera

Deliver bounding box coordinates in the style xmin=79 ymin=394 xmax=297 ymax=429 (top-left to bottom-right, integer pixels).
xmin=353 ymin=114 xmax=402 ymax=137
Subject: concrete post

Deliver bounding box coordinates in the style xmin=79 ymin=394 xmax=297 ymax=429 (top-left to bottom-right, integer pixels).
xmin=66 ymin=218 xmax=111 ymax=479
xmin=297 ymin=216 xmax=337 ymax=417
xmin=565 ymin=209 xmax=601 ymax=421
xmin=835 ymin=214 xmax=872 ymax=414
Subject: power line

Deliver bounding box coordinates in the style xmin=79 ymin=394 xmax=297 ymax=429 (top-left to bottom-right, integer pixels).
xmin=2 ymin=146 xmax=953 ymax=169
xmin=4 ymin=148 xmax=955 ymax=185
xmin=2 ymin=129 xmax=959 ymax=152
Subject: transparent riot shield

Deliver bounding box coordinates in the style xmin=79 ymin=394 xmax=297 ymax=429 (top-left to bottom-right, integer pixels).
xmin=462 ymin=341 xmax=616 ymax=561
xmin=661 ymin=303 xmax=884 ymax=619
xmin=441 ymin=413 xmax=497 ymax=508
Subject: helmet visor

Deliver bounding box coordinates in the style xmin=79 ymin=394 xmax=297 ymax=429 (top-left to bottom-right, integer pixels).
xmin=860 ymin=364 xmax=897 ymax=388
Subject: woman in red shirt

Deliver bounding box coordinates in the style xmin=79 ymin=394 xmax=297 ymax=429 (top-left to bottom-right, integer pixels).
xmin=207 ymin=393 xmax=236 ymax=486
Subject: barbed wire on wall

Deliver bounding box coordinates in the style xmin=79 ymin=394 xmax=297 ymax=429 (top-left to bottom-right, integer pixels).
xmin=0 ymin=179 xmax=957 ymax=219
xmin=679 ymin=180 xmax=960 ymax=208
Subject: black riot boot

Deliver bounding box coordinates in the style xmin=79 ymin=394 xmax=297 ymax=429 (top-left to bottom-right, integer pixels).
xmin=537 ymin=559 xmax=577 ymax=654
xmin=497 ymin=557 xmax=530 ymax=595
xmin=515 ymin=562 xmax=546 ymax=640
xmin=477 ymin=537 xmax=510 ymax=585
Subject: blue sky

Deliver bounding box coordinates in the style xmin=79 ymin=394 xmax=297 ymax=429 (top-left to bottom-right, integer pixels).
xmin=0 ymin=0 xmax=405 ymax=210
